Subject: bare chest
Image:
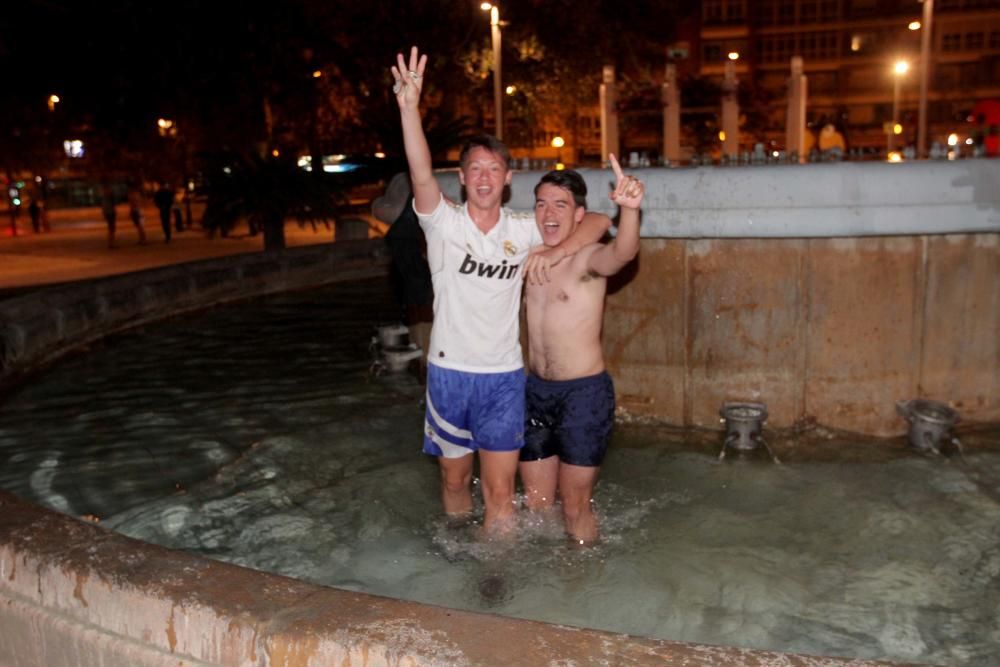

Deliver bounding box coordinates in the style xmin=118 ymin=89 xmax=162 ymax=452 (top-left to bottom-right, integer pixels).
xmin=527 ymin=267 xmax=604 ymax=309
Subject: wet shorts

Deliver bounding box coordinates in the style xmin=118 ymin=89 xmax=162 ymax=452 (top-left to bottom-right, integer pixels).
xmin=520 ymin=371 xmax=615 ymax=467
xmin=423 ymin=364 xmax=525 ymax=459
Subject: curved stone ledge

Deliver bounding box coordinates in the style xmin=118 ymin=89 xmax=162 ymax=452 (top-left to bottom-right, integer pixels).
xmin=0 ymin=173 xmax=989 ymax=664
xmin=0 ymin=491 xmax=917 ymax=667
xmin=438 ymin=159 xmax=1000 ymax=238
xmin=435 ymin=159 xmax=1000 ymax=435
xmin=0 ymin=240 xmax=390 ymax=393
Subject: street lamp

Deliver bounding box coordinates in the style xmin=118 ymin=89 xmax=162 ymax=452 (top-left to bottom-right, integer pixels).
xmin=917 ymin=0 xmax=934 ymax=158
xmin=481 ymin=2 xmax=503 ymax=140
xmin=47 ymin=94 xmax=60 ymax=112
xmin=551 ymin=135 xmax=565 ymax=169
xmin=889 ymin=59 xmax=909 ymax=153
xmin=157 ymin=117 xmax=177 ymax=138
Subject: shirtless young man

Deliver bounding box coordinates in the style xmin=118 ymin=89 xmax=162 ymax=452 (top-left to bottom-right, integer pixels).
xmin=390 ymin=47 xmax=611 ymax=534
xmin=520 ymin=157 xmax=644 ymax=544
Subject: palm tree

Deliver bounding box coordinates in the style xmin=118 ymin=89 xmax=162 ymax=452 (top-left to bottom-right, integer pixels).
xmin=199 ymin=151 xmax=343 ymax=251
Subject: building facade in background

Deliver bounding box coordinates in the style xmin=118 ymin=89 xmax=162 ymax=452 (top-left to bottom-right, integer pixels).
xmin=693 ymin=0 xmax=1000 ymax=154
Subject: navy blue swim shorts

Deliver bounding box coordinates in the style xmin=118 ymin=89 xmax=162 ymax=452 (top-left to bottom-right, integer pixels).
xmin=520 ymin=371 xmax=615 ymax=467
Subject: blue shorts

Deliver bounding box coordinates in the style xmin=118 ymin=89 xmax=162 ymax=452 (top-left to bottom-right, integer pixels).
xmin=520 ymin=371 xmax=615 ymax=467
xmin=423 ymin=364 xmax=526 ymax=458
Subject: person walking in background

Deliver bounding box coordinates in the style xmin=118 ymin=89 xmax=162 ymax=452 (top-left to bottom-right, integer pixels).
xmin=127 ymin=187 xmax=148 ymax=245
xmin=172 ymin=187 xmax=185 ymax=232
xmin=101 ymin=183 xmax=118 ymax=249
xmin=28 ymin=198 xmax=46 ymax=234
xmin=374 ymin=171 xmax=433 ymax=381
xmin=153 ymin=183 xmax=175 ymax=243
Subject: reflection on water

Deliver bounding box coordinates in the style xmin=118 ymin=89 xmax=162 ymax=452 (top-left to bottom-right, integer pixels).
xmin=1 ymin=277 xmax=998 ymax=666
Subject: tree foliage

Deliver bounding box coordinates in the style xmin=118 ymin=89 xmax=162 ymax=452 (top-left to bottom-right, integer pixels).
xmin=6 ymin=0 xmax=695 ymax=176
xmin=199 ymin=151 xmax=344 ymax=251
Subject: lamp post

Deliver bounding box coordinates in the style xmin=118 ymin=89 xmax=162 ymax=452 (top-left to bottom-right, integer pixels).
xmin=481 ymin=2 xmax=503 ymax=140
xmin=917 ymin=0 xmax=934 ymax=158
xmin=889 ymin=59 xmax=909 ymax=154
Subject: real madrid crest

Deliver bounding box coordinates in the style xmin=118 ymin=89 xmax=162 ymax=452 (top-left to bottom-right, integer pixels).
xmin=503 ymin=240 xmax=517 ymax=257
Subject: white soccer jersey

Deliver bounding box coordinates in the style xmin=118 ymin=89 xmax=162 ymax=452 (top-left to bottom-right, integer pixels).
xmin=416 ymin=195 xmax=542 ymax=373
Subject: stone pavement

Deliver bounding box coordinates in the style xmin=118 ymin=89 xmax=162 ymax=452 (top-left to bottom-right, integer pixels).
xmin=0 ymin=203 xmax=382 ymax=296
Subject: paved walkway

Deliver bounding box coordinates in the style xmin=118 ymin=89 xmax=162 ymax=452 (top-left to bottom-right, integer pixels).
xmin=0 ymin=204 xmax=381 ymax=296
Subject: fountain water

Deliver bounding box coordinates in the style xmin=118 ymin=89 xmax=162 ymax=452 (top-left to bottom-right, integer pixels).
xmin=718 ymin=401 xmax=780 ymax=463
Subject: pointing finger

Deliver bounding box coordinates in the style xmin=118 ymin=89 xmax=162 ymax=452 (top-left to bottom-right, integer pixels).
xmin=609 ymin=153 xmax=624 ymax=182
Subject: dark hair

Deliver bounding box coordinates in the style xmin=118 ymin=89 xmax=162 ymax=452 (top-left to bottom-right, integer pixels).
xmin=459 ymin=135 xmax=511 ymax=170
xmin=534 ymin=169 xmax=587 ymax=208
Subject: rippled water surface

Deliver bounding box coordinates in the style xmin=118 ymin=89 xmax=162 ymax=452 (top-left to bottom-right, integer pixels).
xmin=2 ymin=277 xmax=998 ymax=666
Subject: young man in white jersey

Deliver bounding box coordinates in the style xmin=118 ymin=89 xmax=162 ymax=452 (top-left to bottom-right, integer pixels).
xmin=391 ymin=47 xmax=611 ymax=534
xmin=520 ymin=158 xmax=644 ymax=544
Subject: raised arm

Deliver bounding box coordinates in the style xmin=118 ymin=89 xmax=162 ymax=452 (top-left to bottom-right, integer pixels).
xmin=587 ymin=154 xmax=643 ymax=277
xmin=391 ymin=47 xmax=440 ymax=214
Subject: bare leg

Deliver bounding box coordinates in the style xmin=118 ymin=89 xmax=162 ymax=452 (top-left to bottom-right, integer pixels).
xmin=478 ymin=449 xmax=520 ymax=535
xmin=558 ymin=463 xmax=601 ymax=545
xmin=518 ymin=456 xmax=559 ymax=511
xmin=438 ymin=454 xmax=474 ymax=517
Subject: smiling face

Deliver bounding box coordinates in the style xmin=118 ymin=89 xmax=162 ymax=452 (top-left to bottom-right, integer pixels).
xmin=458 ymin=146 xmax=512 ymax=210
xmin=534 ymin=182 xmax=586 ymax=247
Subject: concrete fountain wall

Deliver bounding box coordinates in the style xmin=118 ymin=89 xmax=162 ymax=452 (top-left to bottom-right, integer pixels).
xmin=3 ymin=160 xmax=996 ymax=665
xmin=438 ymin=158 xmax=1000 ymax=437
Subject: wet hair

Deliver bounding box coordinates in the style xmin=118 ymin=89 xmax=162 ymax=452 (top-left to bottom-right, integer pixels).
xmin=534 ymin=169 xmax=587 ymax=208
xmin=459 ymin=135 xmax=511 ymax=170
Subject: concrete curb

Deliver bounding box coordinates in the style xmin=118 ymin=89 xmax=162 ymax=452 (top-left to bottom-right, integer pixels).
xmin=0 ymin=491 xmax=916 ymax=666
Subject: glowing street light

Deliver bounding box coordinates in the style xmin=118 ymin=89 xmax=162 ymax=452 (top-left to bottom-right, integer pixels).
xmin=908 ymin=21 xmax=921 ymax=31
xmin=481 ymin=2 xmax=503 ymax=140
xmin=157 ymin=117 xmax=177 ymax=137
xmin=551 ymin=135 xmax=565 ymax=168
xmin=727 ymin=51 xmax=740 ymax=61
xmin=47 ymin=94 xmax=60 ymax=112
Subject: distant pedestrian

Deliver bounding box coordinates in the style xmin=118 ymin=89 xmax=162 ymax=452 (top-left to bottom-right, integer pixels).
xmin=374 ymin=172 xmax=433 ymax=381
xmin=172 ymin=188 xmax=184 ymax=232
xmin=153 ymin=183 xmax=175 ymax=242
xmin=28 ymin=199 xmax=45 ymax=233
xmin=127 ymin=188 xmax=148 ymax=245
xmin=101 ymin=183 xmax=117 ymax=248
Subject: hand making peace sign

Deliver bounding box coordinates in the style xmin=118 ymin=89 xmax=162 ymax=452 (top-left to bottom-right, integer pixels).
xmin=391 ymin=46 xmax=427 ymax=110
